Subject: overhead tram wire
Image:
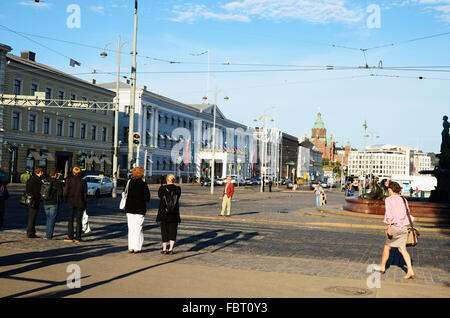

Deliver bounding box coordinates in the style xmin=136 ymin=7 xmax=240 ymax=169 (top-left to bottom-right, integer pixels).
xmin=2 ymin=26 xmax=450 ymax=72
xmin=0 ymin=24 xmax=117 ymax=80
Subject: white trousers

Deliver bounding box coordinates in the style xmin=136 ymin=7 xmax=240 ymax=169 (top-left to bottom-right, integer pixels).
xmin=127 ymin=213 xmax=145 ymax=251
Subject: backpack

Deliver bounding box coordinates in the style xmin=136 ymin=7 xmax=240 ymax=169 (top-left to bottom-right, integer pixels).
xmin=0 ymin=183 xmax=9 ymax=200
xmin=40 ymin=179 xmax=53 ymax=201
xmin=163 ymin=186 xmax=178 ymax=214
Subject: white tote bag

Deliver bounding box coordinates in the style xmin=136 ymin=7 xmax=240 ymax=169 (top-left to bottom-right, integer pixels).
xmin=82 ymin=210 xmax=91 ymax=234
xmin=119 ymin=180 xmax=130 ymax=210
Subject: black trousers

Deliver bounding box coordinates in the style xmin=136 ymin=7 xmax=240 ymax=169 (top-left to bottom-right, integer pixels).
xmin=26 ymin=206 xmax=40 ymax=237
xmin=160 ymin=222 xmax=178 ymax=242
xmin=67 ymin=206 xmax=83 ymax=240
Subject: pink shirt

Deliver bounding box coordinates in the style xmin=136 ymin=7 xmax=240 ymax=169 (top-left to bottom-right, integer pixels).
xmin=384 ymin=195 xmax=414 ymax=228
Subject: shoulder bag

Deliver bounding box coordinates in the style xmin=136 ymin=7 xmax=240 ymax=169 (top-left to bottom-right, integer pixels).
xmin=401 ymin=196 xmax=420 ymax=247
xmin=119 ymin=180 xmax=130 ymax=210
xmin=19 ymin=192 xmax=35 ymax=208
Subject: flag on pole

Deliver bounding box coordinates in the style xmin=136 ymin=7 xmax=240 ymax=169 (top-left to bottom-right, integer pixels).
xmin=69 ymin=58 xmax=81 ymax=67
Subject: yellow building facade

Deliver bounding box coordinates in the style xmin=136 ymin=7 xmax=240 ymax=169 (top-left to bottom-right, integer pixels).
xmin=1 ymin=50 xmax=115 ymax=182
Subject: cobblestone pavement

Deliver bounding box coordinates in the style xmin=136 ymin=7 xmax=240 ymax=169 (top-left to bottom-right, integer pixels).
xmin=1 ymin=184 xmax=449 ymax=296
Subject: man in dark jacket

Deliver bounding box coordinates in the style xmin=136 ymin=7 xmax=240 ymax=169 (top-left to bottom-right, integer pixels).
xmin=25 ymin=167 xmax=44 ymax=238
xmin=43 ymin=168 xmax=64 ymax=239
xmin=63 ymin=166 xmax=87 ymax=243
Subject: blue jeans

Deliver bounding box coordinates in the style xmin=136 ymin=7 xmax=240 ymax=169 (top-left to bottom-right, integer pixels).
xmin=44 ymin=205 xmax=58 ymax=239
xmin=316 ymin=194 xmax=321 ymax=207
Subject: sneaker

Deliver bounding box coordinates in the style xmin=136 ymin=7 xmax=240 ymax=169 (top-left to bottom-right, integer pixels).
xmin=74 ymin=239 xmax=82 ymax=243
xmin=64 ymin=238 xmax=74 ymax=242
xmin=27 ymin=234 xmax=40 ymax=239
xmin=167 ymin=250 xmax=174 ymax=255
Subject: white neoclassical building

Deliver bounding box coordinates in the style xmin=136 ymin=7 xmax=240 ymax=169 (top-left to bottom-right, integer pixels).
xmin=98 ymin=82 xmax=256 ymax=182
xmin=348 ymin=144 xmax=432 ymax=179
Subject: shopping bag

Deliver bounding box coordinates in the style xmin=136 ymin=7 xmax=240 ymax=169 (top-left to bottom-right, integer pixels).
xmin=82 ymin=210 xmax=91 ymax=234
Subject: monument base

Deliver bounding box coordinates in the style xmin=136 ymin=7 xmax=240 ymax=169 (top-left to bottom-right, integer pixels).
xmin=343 ymin=196 xmax=450 ymax=219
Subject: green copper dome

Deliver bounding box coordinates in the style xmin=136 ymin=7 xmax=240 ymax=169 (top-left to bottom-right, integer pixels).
xmin=313 ymin=112 xmax=325 ymax=129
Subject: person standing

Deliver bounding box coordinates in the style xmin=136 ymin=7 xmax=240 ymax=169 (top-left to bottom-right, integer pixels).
xmin=320 ymin=187 xmax=327 ymax=205
xmin=0 ymin=169 xmax=9 ymax=230
xmin=268 ymin=179 xmax=273 ymax=192
xmin=156 ymin=174 xmax=181 ymax=255
xmin=42 ymin=168 xmax=64 ymax=240
xmin=219 ymin=176 xmax=234 ymax=217
xmin=25 ymin=167 xmax=44 ymax=238
xmin=375 ymin=181 xmax=415 ymax=279
xmin=415 ymin=187 xmax=419 ymax=197
xmin=63 ymin=166 xmax=87 ymax=243
xmin=314 ymin=184 xmax=323 ymax=207
xmin=124 ymin=167 xmax=151 ymax=254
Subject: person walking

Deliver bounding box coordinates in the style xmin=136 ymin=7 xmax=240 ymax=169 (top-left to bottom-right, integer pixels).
xmin=42 ymin=168 xmax=64 ymax=240
xmin=63 ymin=166 xmax=87 ymax=243
xmin=124 ymin=167 xmax=150 ymax=254
xmin=25 ymin=167 xmax=44 ymax=238
xmin=156 ymin=174 xmax=181 ymax=255
xmin=375 ymin=181 xmax=415 ymax=279
xmin=320 ymin=187 xmax=327 ymax=205
xmin=219 ymin=176 xmax=235 ymax=217
xmin=268 ymin=179 xmax=273 ymax=192
xmin=0 ymin=169 xmax=9 ymax=230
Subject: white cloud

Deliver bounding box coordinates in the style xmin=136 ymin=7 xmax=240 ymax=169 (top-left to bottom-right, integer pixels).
xmin=19 ymin=1 xmax=52 ymax=9
xmin=170 ymin=3 xmax=250 ymax=23
xmin=90 ymin=5 xmax=105 ymax=14
xmin=170 ymin=0 xmax=364 ymax=24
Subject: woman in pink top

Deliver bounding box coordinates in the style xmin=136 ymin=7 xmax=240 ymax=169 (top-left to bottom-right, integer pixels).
xmin=376 ymin=182 xmax=415 ymax=279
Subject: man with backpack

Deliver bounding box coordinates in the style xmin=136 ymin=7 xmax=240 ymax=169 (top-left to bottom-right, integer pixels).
xmin=42 ymin=168 xmax=64 ymax=240
xmin=156 ymin=174 xmax=181 ymax=255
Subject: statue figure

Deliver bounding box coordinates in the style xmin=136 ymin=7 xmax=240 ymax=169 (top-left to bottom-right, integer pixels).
xmin=359 ymin=176 xmax=386 ymax=200
xmin=441 ymin=115 xmax=449 ymax=154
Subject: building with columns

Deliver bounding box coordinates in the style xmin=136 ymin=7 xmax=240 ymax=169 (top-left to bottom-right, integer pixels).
xmin=0 ymin=44 xmax=13 ymax=165
xmin=98 ymin=82 xmax=255 ymax=182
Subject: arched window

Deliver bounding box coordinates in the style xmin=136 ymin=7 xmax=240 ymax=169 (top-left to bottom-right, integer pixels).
xmin=162 ymin=160 xmax=166 ymax=171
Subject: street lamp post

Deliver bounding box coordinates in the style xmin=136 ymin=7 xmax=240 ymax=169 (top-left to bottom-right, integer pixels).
xmin=100 ymin=36 xmax=129 ymax=198
xmin=128 ymin=0 xmax=138 ymax=175
xmin=210 ymin=87 xmax=229 ymax=194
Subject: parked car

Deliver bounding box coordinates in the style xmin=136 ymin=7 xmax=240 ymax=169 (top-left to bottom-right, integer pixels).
xmin=244 ymin=178 xmax=253 ymax=185
xmin=84 ymin=175 xmax=113 ymax=197
xmin=81 ymin=170 xmax=106 ymax=178
xmin=216 ymin=178 xmax=225 ymax=186
xmin=201 ymin=178 xmax=211 ymax=186
xmin=310 ymin=181 xmax=319 ymax=190
xmin=285 ymin=179 xmax=294 ymax=188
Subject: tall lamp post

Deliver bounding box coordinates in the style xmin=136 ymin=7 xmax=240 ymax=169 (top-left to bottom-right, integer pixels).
xmin=209 ymin=87 xmax=229 ymax=194
xmin=128 ymin=0 xmax=139 ymax=175
xmin=100 ymin=36 xmax=129 ymax=198
xmin=254 ymin=107 xmax=275 ymax=192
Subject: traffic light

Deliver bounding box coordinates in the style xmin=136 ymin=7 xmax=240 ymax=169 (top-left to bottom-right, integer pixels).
xmin=133 ymin=132 xmax=140 ymax=146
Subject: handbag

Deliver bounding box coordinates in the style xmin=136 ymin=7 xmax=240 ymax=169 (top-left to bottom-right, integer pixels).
xmin=19 ymin=192 xmax=35 ymax=208
xmin=119 ymin=180 xmax=130 ymax=210
xmin=401 ymin=196 xmax=420 ymax=247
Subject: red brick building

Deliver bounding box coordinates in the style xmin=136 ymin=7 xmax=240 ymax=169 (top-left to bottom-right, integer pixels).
xmin=311 ymin=111 xmax=336 ymax=161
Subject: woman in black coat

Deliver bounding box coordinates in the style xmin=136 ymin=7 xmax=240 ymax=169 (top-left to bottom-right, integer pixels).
xmin=156 ymin=174 xmax=181 ymax=255
xmin=125 ymin=167 xmax=150 ymax=254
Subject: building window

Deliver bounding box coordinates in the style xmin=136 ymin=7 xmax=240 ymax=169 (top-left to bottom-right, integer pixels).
xmin=80 ymin=123 xmax=87 ymax=139
xmin=70 ymin=92 xmax=77 ymax=100
xmin=28 ymin=113 xmax=37 ymax=132
xmin=56 ymin=119 xmax=63 ymax=136
xmin=45 ymin=87 xmax=52 ymax=99
xmin=12 ymin=111 xmax=21 ymax=130
xmin=31 ymin=83 xmax=39 ymax=96
xmin=69 ymin=121 xmax=75 ymax=138
xmin=123 ymin=127 xmax=129 ymax=142
xmin=43 ymin=117 xmax=50 ymax=134
xmin=13 ymin=79 xmax=22 ymax=95
xmin=102 ymin=127 xmax=107 ymax=142
xmin=91 ymin=125 xmax=97 ymax=140
xmin=58 ymin=90 xmax=65 ymax=105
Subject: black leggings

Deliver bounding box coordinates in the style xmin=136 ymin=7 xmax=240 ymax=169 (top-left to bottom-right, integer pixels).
xmin=160 ymin=222 xmax=178 ymax=242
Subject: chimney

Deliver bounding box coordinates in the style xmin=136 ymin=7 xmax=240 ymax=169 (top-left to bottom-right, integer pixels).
xmin=20 ymin=51 xmax=36 ymax=62
xmin=91 ymin=79 xmax=96 ymax=84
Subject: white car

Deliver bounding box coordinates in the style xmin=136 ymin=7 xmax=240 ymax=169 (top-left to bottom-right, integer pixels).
xmin=84 ymin=175 xmax=113 ymax=196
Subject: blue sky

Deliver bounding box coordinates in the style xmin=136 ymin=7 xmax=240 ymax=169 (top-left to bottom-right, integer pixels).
xmin=1 ymin=0 xmax=449 ymax=153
